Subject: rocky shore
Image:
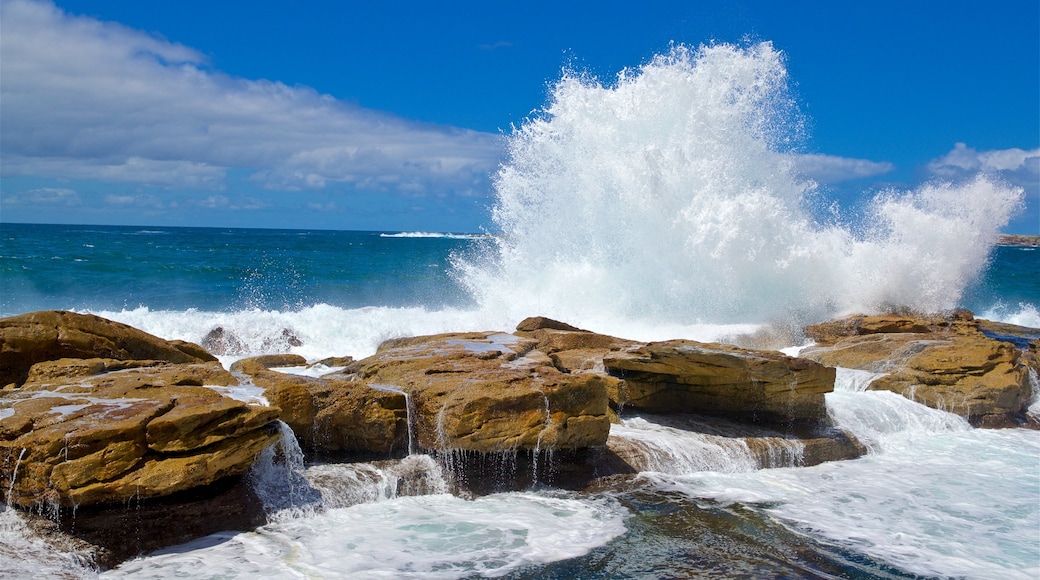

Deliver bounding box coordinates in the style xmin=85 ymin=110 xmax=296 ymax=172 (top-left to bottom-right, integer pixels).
xmin=2 ymin=309 xmax=1037 ymax=569
xmin=996 ymin=234 xmax=1040 ymax=247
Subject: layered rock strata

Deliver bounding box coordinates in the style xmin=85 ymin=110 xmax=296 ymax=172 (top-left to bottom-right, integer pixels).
xmin=801 ymin=312 xmax=1036 ymax=427
xmin=0 ymin=311 xmax=281 ymax=510
xmin=603 ymin=341 xmax=835 ymax=426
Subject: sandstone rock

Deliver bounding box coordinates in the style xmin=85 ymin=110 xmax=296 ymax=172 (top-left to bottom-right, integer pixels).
xmin=0 ymin=310 xmax=216 ymax=388
xmin=352 ymin=331 xmax=612 ymax=453
xmin=604 ymin=340 xmax=835 ymax=425
xmin=515 ymin=316 xmax=590 ymax=333
xmin=800 ymin=312 xmax=1037 ymax=426
xmin=21 ymin=359 xmax=237 ymax=392
xmin=800 ymin=329 xmax=1033 ymax=426
xmin=200 ymin=326 xmax=245 ymax=355
xmin=803 ymin=311 xmax=976 ymax=346
xmin=232 ymin=355 xmax=407 ymax=456
xmin=0 ymin=358 xmax=279 ymax=509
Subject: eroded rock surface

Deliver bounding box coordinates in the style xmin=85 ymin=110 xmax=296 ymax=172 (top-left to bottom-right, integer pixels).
xmin=0 ymin=312 xmax=279 ymax=509
xmin=231 ymin=355 xmax=406 ymax=456
xmin=801 ymin=313 xmax=1036 ymax=426
xmin=604 ymin=341 xmax=835 ymax=426
xmin=1 ymin=310 xmax=216 ymax=388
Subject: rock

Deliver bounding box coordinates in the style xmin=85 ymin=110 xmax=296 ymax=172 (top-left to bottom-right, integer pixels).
xmin=0 ymin=310 xmax=216 ymax=388
xmin=604 ymin=340 xmax=835 ymax=425
xmin=803 ymin=311 xmax=976 ymax=346
xmin=515 ymin=316 xmax=590 ymax=333
xmin=800 ymin=312 xmax=1037 ymax=426
xmin=1 ymin=357 xmax=279 ymax=509
xmin=200 ymin=326 xmax=245 ymax=356
xmin=315 ymin=355 xmax=355 ymax=367
xmin=232 ymin=355 xmax=407 ymax=456
xmin=353 ymin=331 xmax=612 ymax=453
xmin=21 ymin=359 xmax=236 ymax=392
xmin=800 ymin=326 xmax=1033 ymax=426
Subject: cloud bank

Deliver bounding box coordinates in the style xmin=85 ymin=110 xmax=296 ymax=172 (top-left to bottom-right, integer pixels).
xmin=0 ymin=0 xmax=504 ymax=195
xmin=792 ymin=153 xmax=895 ymax=184
xmin=927 ymin=143 xmax=1039 ymax=185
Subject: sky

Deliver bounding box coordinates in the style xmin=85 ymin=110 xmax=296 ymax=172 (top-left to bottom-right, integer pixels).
xmin=1 ymin=0 xmax=1037 ymax=233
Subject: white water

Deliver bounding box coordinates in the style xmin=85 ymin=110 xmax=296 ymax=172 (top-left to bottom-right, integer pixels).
xmin=103 ymin=492 xmax=627 ymax=579
xmin=641 ymin=369 xmax=1040 ymax=579
xmin=455 ymin=42 xmax=1023 ymax=334
xmin=85 ymin=425 xmax=626 ymax=579
xmin=609 ymin=415 xmax=804 ymax=473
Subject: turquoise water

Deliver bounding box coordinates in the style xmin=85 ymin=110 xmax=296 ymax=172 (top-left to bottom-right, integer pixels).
xmin=2 ymin=222 xmax=1036 ymax=325
xmin=1 ymin=223 xmax=477 ymax=316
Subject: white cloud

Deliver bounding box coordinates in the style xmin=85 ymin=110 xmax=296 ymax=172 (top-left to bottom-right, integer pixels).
xmin=188 ymin=194 xmax=269 ymax=211
xmin=0 ymin=0 xmax=503 ymax=194
xmin=928 ymin=143 xmax=1040 ymax=182
xmin=4 ymin=187 xmax=81 ymax=205
xmin=792 ymin=153 xmax=895 ymax=184
xmin=104 ymin=193 xmax=168 ymax=208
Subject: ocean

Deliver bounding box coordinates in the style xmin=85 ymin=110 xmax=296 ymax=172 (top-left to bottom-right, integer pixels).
xmin=2 ymin=42 xmax=1039 ymax=578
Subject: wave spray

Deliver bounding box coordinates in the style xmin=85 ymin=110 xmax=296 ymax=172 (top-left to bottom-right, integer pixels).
xmin=456 ymin=43 xmax=1023 ymax=338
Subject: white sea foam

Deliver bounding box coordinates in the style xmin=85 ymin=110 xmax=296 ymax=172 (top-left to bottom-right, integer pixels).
xmin=643 ymin=389 xmax=1037 ymax=580
xmin=269 ymin=363 xmax=347 ymax=378
xmin=103 ymin=493 xmax=627 ymax=579
xmin=86 ymin=303 xmax=751 ymax=364
xmin=381 ymin=232 xmax=490 ymax=240
xmin=979 ymin=302 xmax=1040 ymax=328
xmin=0 ymin=506 xmax=98 ymax=579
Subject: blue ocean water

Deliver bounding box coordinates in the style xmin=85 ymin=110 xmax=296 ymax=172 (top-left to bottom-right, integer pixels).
xmin=0 ymin=223 xmax=478 ymax=315
xmin=2 ymin=221 xmax=1037 ymax=333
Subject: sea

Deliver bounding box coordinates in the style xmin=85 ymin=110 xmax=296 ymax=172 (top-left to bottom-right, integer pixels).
xmin=2 ymin=43 xmax=1039 ymax=579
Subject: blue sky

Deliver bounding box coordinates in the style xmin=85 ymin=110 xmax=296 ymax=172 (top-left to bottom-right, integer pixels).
xmin=1 ymin=0 xmax=1037 ymax=233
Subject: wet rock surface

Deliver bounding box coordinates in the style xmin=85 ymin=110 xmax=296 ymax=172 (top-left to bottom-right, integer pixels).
xmin=800 ymin=312 xmax=1036 ymax=427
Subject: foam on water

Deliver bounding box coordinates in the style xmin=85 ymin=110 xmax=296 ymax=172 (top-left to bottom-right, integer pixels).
xmin=103 ymin=492 xmax=627 ymax=579
xmin=642 ymin=386 xmax=1038 ymax=579
xmin=0 ymin=505 xmax=98 ymax=578
xmin=89 ymin=304 xmax=509 ymax=362
xmin=980 ymin=302 xmax=1040 ymax=328
xmin=87 ymin=303 xmax=753 ymax=364
xmin=454 ymin=42 xmax=1024 ymax=333
xmin=609 ymin=416 xmax=804 ymax=473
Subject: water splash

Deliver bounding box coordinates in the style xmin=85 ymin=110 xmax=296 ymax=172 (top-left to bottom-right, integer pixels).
xmin=248 ymin=422 xmax=322 ymax=519
xmin=369 ymin=383 xmax=417 ymax=456
xmin=609 ymin=415 xmax=805 ymax=474
xmin=456 ymin=42 xmax=1023 ymax=335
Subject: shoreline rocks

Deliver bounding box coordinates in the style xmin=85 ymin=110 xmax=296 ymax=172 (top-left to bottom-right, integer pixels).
xmin=801 ymin=312 xmax=1038 ymax=427
xmin=0 ymin=310 xmax=282 ymax=562
xmin=2 ymin=309 xmax=1037 ymax=569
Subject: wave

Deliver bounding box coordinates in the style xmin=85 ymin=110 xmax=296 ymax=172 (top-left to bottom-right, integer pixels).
xmin=86 ymin=303 xmax=761 ymax=364
xmin=381 ymin=232 xmax=491 ymax=240
xmin=454 ymin=42 xmax=1024 ymax=331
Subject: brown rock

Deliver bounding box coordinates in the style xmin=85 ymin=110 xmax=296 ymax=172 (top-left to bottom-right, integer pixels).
xmin=515 ymin=316 xmax=590 ymax=333
xmin=21 ymin=359 xmax=237 ymax=392
xmin=200 ymin=326 xmax=245 ymax=355
xmin=0 ymin=310 xmax=215 ymax=387
xmin=352 ymin=331 xmax=612 ymax=453
xmin=800 ymin=330 xmax=1033 ymax=425
xmin=1 ymin=358 xmax=279 ymax=509
xmin=804 ymin=311 xmax=976 ymax=346
xmin=604 ymin=340 xmax=835 ymax=425
xmin=232 ymin=355 xmax=407 ymax=455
